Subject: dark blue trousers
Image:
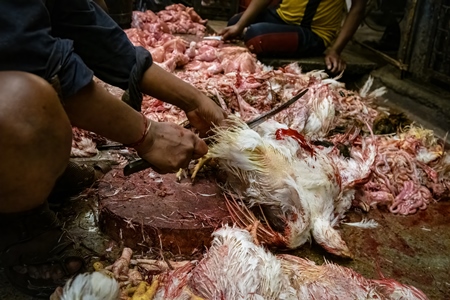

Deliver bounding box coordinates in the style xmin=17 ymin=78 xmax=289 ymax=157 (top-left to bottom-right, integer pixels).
xmin=228 ymin=8 xmax=326 ymax=57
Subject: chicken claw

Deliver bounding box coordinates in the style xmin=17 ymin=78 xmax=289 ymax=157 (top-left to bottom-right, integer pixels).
xmin=176 ymin=168 xmax=186 ymax=182
xmin=190 ymin=155 xmax=211 ymax=183
xmin=93 ymin=261 xmax=115 ymax=278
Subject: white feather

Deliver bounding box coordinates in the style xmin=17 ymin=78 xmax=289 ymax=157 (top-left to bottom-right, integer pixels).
xmin=306 ymin=69 xmax=329 ymax=80
xmin=416 ymin=147 xmax=441 ymax=164
xmin=209 ymin=116 xmax=350 ymax=256
xmin=190 ymin=226 xmax=294 ymax=300
xmin=359 ymin=76 xmax=387 ymax=99
xmin=369 ymin=86 xmax=387 ymax=99
xmin=359 ymin=76 xmax=374 ymax=98
xmin=303 ymin=95 xmax=335 ymax=138
xmin=61 ymin=272 xmax=119 ymax=300
xmin=344 ymin=218 xmax=379 ymax=229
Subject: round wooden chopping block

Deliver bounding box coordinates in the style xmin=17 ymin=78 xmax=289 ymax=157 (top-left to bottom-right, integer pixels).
xmin=98 ymin=167 xmax=231 ymax=255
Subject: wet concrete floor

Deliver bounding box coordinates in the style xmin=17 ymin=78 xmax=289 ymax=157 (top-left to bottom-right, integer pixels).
xmin=291 ymin=203 xmax=450 ymax=299
xmin=1 ymin=161 xmax=449 ymax=299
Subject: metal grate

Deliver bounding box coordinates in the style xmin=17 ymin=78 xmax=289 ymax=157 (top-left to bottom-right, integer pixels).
xmin=428 ymin=0 xmax=450 ymax=83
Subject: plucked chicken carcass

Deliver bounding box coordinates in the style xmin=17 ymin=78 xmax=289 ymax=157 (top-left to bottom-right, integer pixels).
xmin=204 ymin=116 xmax=352 ymax=257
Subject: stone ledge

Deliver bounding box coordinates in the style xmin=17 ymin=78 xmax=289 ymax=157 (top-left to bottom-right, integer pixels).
xmin=370 ymin=65 xmax=450 ymax=140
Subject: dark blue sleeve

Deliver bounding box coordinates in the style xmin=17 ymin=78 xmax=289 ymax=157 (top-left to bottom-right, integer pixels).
xmin=0 ymin=0 xmax=152 ymax=107
xmin=49 ymin=0 xmax=153 ymax=109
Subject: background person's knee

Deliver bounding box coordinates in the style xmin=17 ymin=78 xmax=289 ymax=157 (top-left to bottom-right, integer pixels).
xmin=243 ymin=25 xmax=265 ymax=54
xmin=227 ymin=13 xmax=243 ymax=26
xmin=244 ymin=26 xmax=299 ymax=56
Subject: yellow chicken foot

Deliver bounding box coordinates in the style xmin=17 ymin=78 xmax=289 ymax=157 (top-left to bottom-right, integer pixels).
xmin=190 ymin=155 xmax=212 ymax=183
xmin=130 ymin=280 xmax=159 ymax=300
xmin=123 ymin=284 xmax=138 ymax=297
xmin=176 ymin=168 xmax=186 ymax=182
xmin=245 ymin=220 xmax=260 ymax=246
xmin=93 ymin=261 xmax=115 ymax=278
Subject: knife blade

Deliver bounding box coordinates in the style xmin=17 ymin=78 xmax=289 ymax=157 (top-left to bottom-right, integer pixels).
xmin=246 ymin=88 xmax=308 ymax=128
xmin=123 ymin=89 xmax=308 ymax=176
xmin=203 ymin=36 xmax=222 ymax=41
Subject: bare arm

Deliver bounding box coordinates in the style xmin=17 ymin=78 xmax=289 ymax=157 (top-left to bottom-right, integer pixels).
xmin=140 ymin=64 xmax=227 ymax=137
xmin=325 ymin=0 xmax=367 ymax=73
xmin=64 ymin=80 xmax=208 ymax=174
xmin=220 ymin=0 xmax=273 ymax=40
xmin=64 ymin=64 xmax=226 ymax=174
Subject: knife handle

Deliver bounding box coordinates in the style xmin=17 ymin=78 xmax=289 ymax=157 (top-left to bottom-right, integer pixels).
xmin=123 ymin=159 xmax=153 ymax=176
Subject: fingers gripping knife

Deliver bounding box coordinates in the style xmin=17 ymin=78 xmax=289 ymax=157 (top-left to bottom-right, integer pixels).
xmin=123 ymin=89 xmax=308 ymax=176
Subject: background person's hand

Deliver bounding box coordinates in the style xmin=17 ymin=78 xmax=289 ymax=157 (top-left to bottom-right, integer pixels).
xmin=325 ymin=49 xmax=346 ymax=74
xmin=135 ymin=120 xmax=208 ymax=174
xmin=220 ymin=24 xmax=244 ymax=41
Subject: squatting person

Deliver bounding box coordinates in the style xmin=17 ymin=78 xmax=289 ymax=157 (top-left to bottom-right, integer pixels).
xmin=0 ymin=0 xmax=226 ymax=297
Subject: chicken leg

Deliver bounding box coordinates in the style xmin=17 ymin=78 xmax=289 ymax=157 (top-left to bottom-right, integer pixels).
xmin=190 ymin=155 xmax=212 ymax=183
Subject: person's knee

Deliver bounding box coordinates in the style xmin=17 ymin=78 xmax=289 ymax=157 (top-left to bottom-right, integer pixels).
xmin=0 ymin=72 xmax=73 ymax=211
xmin=243 ymin=24 xmax=272 ymax=54
xmin=227 ymin=13 xmax=243 ymax=26
xmin=0 ymin=71 xmax=60 ymax=112
xmin=243 ymin=25 xmax=268 ymax=54
xmin=0 ymin=71 xmax=72 ymax=153
xmin=244 ymin=27 xmax=299 ymax=56
xmin=243 ymin=24 xmax=263 ymax=41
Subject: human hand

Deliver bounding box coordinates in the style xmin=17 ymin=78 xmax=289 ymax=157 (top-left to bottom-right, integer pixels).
xmin=185 ymin=95 xmax=228 ymax=137
xmin=220 ymin=24 xmax=244 ymax=41
xmin=325 ymin=49 xmax=346 ymax=74
xmin=135 ymin=120 xmax=208 ymax=174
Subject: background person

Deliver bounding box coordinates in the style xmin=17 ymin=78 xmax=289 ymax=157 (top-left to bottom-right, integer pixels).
xmin=221 ymin=0 xmax=367 ymax=73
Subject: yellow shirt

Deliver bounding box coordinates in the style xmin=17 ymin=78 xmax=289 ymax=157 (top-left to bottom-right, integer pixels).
xmin=276 ymin=0 xmax=345 ymax=47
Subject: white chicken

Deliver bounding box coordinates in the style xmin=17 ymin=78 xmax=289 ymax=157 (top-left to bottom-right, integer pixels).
xmin=279 ymin=254 xmax=428 ymax=299
xmin=50 ymin=271 xmax=120 ymax=300
xmin=52 ymin=228 xmax=428 ymax=300
xmin=189 ymin=226 xmax=293 ymax=299
xmin=188 ymin=226 xmax=428 ymax=300
xmin=205 ymin=116 xmax=351 ymax=257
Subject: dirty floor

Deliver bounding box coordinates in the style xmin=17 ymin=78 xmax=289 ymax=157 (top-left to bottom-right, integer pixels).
xmin=1 ymin=166 xmax=449 ymax=299
xmin=1 ymin=20 xmax=450 ymax=300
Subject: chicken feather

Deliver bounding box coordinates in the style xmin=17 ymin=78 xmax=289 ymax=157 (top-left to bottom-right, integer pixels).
xmin=208 ymin=116 xmax=351 ymax=257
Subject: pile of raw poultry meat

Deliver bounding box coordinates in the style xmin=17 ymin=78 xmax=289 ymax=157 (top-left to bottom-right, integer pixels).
xmin=79 ymin=3 xmax=450 ymax=216
xmin=67 ymin=4 xmax=449 ymax=299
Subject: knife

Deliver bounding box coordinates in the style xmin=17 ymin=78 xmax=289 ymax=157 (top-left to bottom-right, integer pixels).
xmin=246 ymin=88 xmax=308 ymax=129
xmin=123 ymin=89 xmax=308 ymax=176
xmin=203 ymin=36 xmax=222 ymax=41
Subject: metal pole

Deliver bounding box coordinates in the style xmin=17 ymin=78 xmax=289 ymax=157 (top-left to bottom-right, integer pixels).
xmin=355 ymin=40 xmax=409 ymax=71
